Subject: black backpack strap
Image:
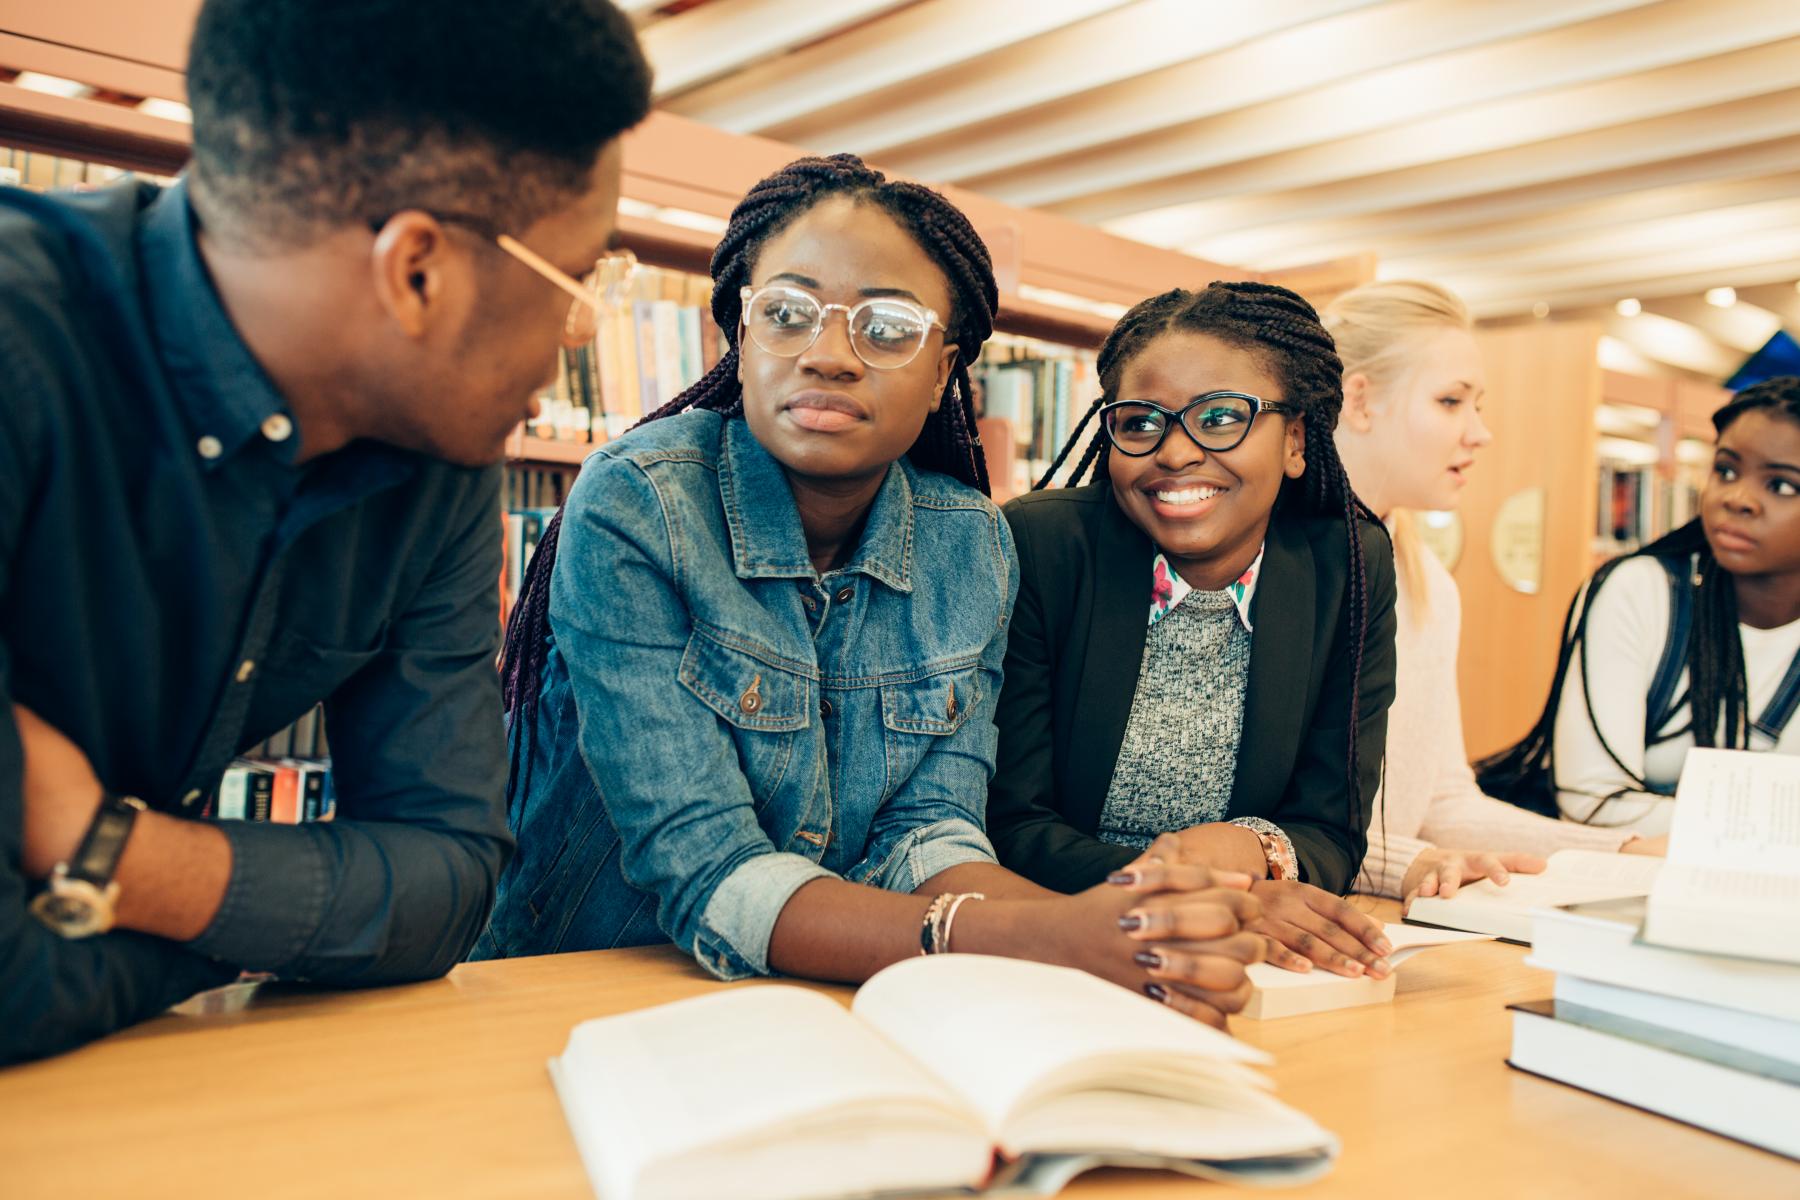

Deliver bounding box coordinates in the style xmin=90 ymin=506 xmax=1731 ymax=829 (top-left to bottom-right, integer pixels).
xmin=1753 ymin=646 xmax=1800 ymax=743
xmin=1644 ymin=554 xmax=1694 ymax=746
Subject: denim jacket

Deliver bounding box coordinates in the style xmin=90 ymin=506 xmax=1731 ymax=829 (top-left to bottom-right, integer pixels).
xmin=476 ymin=411 xmax=1018 ymax=979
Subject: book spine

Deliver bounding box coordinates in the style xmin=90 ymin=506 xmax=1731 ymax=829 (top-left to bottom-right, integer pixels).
xmin=269 ymin=763 xmax=301 ymax=824
xmin=246 ymin=767 xmax=274 ymax=822
xmin=217 ymin=763 xmax=249 ymax=821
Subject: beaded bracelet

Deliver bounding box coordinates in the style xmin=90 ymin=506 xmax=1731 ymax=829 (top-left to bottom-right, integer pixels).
xmin=918 ymin=891 xmax=986 ymax=955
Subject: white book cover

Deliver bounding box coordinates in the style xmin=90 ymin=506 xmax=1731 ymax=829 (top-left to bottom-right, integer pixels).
xmin=1241 ymin=923 xmax=1491 ymax=1019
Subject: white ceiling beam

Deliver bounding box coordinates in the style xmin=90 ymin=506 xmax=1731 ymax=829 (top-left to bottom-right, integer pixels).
xmin=1099 ymin=85 xmax=1800 ymax=246
xmin=889 ymin=0 xmax=1654 ymax=185
xmin=1305 ymin=169 xmax=1800 ymax=271
xmin=640 ymin=0 xmax=913 ymax=98
xmin=1188 ymin=134 xmax=1800 ymax=269
xmin=664 ymin=0 xmax=1134 ymax=135
xmin=765 ymin=0 xmax=1380 ymax=158
xmin=973 ymin=0 xmax=1704 ymax=205
xmin=1636 ymin=297 xmax=1783 ymax=356
xmin=1056 ymin=35 xmax=1800 ymax=221
xmin=1386 ymin=196 xmax=1800 ymax=283
xmin=1454 ymin=236 xmax=1800 ymax=315
xmin=1597 ymin=312 xmax=1743 ymax=380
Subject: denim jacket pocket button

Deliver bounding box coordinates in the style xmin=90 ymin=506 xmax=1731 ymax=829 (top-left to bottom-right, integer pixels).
xmin=820 ymin=697 xmax=833 ymax=718
xmin=739 ymin=674 xmax=764 ymax=715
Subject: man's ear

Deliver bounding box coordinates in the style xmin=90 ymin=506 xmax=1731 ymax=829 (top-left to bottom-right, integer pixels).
xmin=1341 ymin=372 xmax=1376 ymax=434
xmin=370 ymin=212 xmax=455 ymax=338
xmin=931 ymin=345 xmax=958 ymax=414
xmin=1284 ymin=415 xmax=1308 ymax=479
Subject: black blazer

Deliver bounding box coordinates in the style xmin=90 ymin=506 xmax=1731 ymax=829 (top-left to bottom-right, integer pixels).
xmin=988 ymin=484 xmax=1397 ymax=895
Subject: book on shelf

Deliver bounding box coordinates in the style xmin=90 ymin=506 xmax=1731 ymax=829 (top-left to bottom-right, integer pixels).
xmin=520 ymin=265 xmax=726 ymax=448
xmin=971 ymin=337 xmax=1097 ymax=496
xmin=1592 ymin=461 xmax=1701 ymax=557
xmin=1404 ymin=848 xmax=1663 ymax=943
xmin=549 ymin=954 xmax=1337 ymax=1200
xmin=214 ymin=757 xmax=335 ymax=824
xmin=1506 ymin=998 xmax=1800 ymax=1160
xmin=1240 ymin=923 xmax=1491 ymax=1020
xmin=1642 ymin=748 xmax=1800 ymax=965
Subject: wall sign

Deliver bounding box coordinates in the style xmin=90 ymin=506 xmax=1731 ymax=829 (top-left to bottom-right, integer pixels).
xmin=1491 ymin=487 xmax=1546 ymax=595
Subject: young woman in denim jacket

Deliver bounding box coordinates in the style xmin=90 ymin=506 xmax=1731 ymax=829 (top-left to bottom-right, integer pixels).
xmin=476 ymin=156 xmax=1266 ymax=1028
xmin=989 ymin=283 xmax=1403 ymax=983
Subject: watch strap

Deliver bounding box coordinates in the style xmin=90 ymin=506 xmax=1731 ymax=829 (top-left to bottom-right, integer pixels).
xmin=66 ymin=791 xmax=146 ymax=886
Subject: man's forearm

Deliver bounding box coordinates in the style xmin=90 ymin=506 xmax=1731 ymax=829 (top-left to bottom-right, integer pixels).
xmin=114 ymin=812 xmax=231 ymax=941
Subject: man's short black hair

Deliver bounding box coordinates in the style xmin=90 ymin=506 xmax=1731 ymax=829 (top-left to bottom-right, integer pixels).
xmin=185 ymin=0 xmax=653 ymax=249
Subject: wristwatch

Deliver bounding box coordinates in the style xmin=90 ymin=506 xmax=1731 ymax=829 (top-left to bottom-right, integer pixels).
xmin=29 ymin=790 xmax=146 ymax=938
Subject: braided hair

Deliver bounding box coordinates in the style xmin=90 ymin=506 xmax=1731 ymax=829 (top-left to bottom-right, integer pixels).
xmin=500 ymin=153 xmax=999 ymax=775
xmin=1478 ymin=375 xmax=1800 ymax=818
xmin=1038 ymin=282 xmax=1386 ymax=882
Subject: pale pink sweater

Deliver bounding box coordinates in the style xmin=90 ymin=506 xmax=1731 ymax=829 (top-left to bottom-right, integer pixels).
xmin=1360 ymin=548 xmax=1630 ymax=899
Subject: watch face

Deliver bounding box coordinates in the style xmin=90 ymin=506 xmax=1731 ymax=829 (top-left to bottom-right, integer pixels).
xmin=29 ymin=879 xmax=111 ymax=938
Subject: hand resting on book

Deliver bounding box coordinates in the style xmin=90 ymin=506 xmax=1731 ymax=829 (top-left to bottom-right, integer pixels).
xmin=1401 ymin=848 xmax=1547 ymax=916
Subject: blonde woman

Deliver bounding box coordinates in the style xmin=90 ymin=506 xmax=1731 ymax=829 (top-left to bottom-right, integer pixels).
xmin=1325 ymin=281 xmax=1663 ymax=912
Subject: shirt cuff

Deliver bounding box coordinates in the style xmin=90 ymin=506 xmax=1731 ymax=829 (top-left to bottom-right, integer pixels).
xmin=866 ymin=818 xmax=998 ymax=895
xmin=188 ymin=821 xmax=329 ymax=971
xmin=693 ymin=851 xmax=834 ymax=980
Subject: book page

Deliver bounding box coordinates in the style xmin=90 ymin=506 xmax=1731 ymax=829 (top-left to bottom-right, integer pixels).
xmin=849 ymin=955 xmax=1265 ymax=1135
xmin=554 ymin=985 xmax=979 ymax=1200
xmin=1667 ymin=749 xmax=1800 ymax=874
xmin=1250 ymin=924 xmax=1489 ymax=992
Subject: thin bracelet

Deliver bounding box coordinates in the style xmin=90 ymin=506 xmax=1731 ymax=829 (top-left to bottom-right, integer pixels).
xmin=918 ymin=893 xmax=955 ymax=956
xmin=936 ymin=892 xmax=986 ymax=954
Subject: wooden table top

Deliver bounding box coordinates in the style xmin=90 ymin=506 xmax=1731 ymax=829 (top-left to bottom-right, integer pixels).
xmin=2 ymin=900 xmax=1795 ymax=1199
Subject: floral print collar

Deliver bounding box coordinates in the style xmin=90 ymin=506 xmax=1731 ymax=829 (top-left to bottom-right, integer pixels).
xmin=1149 ymin=546 xmax=1263 ymax=631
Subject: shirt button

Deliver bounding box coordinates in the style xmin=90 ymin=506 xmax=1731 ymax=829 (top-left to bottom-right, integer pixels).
xmin=820 ymin=698 xmax=833 ymax=718
xmin=181 ymin=788 xmax=203 ymax=808
xmin=235 ymin=659 xmax=256 ymax=683
xmin=260 ymin=413 xmax=294 ymax=442
xmin=834 ymin=587 xmax=854 ymax=603
xmin=196 ymin=435 xmax=223 ymax=460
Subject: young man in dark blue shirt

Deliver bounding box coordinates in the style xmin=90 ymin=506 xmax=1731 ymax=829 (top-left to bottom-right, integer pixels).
xmin=0 ymin=0 xmax=651 ymax=1063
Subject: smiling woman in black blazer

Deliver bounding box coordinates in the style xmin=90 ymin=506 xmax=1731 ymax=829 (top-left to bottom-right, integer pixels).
xmin=988 ymin=281 xmax=1399 ymax=986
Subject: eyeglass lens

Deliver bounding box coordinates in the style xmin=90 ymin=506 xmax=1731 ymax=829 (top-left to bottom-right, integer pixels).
xmin=1104 ymin=395 xmax=1262 ymax=455
xmin=744 ymin=286 xmax=933 ymax=369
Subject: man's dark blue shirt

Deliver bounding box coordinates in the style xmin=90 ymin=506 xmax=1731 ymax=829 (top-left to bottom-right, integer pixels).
xmin=0 ymin=177 xmax=512 ymax=1063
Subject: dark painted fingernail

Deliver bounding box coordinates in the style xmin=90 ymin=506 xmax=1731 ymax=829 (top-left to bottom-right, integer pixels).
xmin=1107 ymin=871 xmax=1139 ymax=886
xmin=1144 ymin=983 xmax=1169 ymax=1003
xmin=1117 ymin=913 xmax=1145 ymax=933
xmin=1134 ymin=950 xmax=1163 ymax=969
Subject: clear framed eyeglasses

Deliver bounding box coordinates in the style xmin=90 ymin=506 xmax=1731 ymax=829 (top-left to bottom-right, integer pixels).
xmin=1101 ymin=392 xmax=1300 ymax=456
xmin=738 ymin=283 xmax=947 ymax=370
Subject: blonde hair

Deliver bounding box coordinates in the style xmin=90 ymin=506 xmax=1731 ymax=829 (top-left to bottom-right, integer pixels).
xmin=1322 ymin=280 xmax=1473 ymax=621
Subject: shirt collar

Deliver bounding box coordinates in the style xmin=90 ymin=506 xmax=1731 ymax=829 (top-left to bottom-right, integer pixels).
xmin=1149 ymin=545 xmax=1263 ymax=632
xmin=717 ymin=415 xmax=915 ymax=592
xmin=137 ymin=176 xmax=296 ymax=472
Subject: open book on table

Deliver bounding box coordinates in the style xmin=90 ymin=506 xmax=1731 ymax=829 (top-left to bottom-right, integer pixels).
xmin=549 ymin=954 xmax=1337 ymax=1200
xmin=1240 ymin=923 xmax=1492 ymax=1019
xmin=1645 ymin=748 xmax=1800 ymax=964
xmin=1404 ymin=848 xmax=1663 ymax=943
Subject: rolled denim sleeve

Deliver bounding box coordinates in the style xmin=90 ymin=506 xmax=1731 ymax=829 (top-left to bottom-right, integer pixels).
xmin=188 ymin=470 xmax=512 ymax=982
xmin=848 ymin=518 xmax=1017 ymax=895
xmin=552 ymin=456 xmax=825 ymax=980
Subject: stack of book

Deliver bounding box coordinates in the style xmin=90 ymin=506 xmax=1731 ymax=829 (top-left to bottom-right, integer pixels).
xmin=214 ymin=704 xmax=337 ymax=824
xmin=1507 ymin=750 xmax=1800 ymax=1159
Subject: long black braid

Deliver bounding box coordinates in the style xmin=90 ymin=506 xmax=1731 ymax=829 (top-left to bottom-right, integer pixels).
xmin=499 ymin=154 xmax=999 ymax=799
xmin=1038 ymin=282 xmax=1386 ymax=883
xmin=1480 ymin=375 xmax=1800 ymax=816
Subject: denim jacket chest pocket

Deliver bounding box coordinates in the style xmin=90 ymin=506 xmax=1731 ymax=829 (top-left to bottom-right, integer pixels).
xmin=678 ymin=626 xmax=811 ymax=803
xmin=877 ymin=657 xmax=985 ymax=798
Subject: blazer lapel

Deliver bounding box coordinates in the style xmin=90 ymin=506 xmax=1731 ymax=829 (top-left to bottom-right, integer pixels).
xmin=1231 ymin=517 xmax=1314 ymax=816
xmin=1065 ymin=492 xmax=1153 ymax=834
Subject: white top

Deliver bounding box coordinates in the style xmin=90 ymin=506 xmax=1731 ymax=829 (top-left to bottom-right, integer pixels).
xmin=1362 ymin=548 xmax=1630 ymax=899
xmin=1552 ymin=555 xmax=1800 ymax=835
